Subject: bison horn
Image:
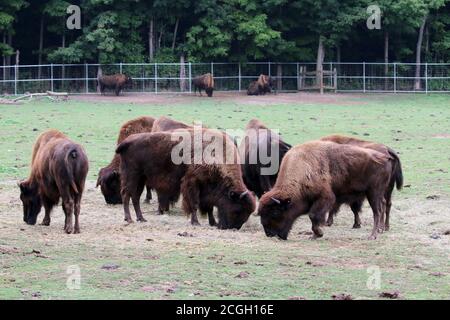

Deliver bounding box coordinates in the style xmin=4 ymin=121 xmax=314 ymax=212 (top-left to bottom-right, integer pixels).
xmin=270 ymin=197 xmax=281 ymax=204
xmin=239 ymin=190 xmax=249 ymax=199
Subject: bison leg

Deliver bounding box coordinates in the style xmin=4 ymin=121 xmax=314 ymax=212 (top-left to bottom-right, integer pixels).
xmin=181 ymin=177 xmax=201 ymax=226
xmin=384 ymin=194 xmax=392 ymax=231
xmin=350 ymin=200 xmax=363 ymax=229
xmin=367 ymin=192 xmax=385 ymax=240
xmin=115 ymin=86 xmax=121 ymax=96
xmin=144 ymin=185 xmax=152 ymax=204
xmin=40 ymin=197 xmax=54 ymax=226
xmin=62 ymin=198 xmax=75 ymax=234
xmin=326 ymin=203 xmax=340 ymax=227
xmin=73 ymin=194 xmax=81 ymax=234
xmin=207 ymin=210 xmax=216 ymax=226
xmin=122 ymin=192 xmax=133 ymax=223
xmin=308 ymin=194 xmax=335 ymax=239
xmin=131 ymin=181 xmax=146 ymax=222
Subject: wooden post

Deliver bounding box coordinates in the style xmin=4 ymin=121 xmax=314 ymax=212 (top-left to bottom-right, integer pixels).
xmin=333 ymin=68 xmax=337 ymax=92
xmin=14 ymin=50 xmax=19 ymax=95
xmin=296 ymin=63 xmax=300 ymax=91
xmin=154 ymin=63 xmax=158 ymax=94
xmin=238 ymin=62 xmax=241 ymax=92
xmin=319 ymin=70 xmax=323 ymax=95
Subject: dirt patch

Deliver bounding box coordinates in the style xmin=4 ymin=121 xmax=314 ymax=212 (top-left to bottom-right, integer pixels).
xmin=432 ymin=134 xmax=450 ymax=139
xmin=70 ymin=92 xmax=368 ymax=106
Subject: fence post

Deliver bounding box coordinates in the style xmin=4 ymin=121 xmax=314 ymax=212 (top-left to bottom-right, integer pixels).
xmin=333 ymin=68 xmax=337 ymax=93
xmin=154 ymin=63 xmax=158 ymax=94
xmin=296 ymin=63 xmax=300 ymax=91
xmin=268 ymin=62 xmax=271 ymax=77
xmin=211 ymin=62 xmax=214 ymax=76
xmin=363 ymin=62 xmax=366 ymax=93
xmin=189 ymin=62 xmax=192 ymax=93
xmin=50 ymin=63 xmax=54 ymax=92
xmin=238 ymin=62 xmax=241 ymax=92
xmin=393 ymin=63 xmax=397 ymax=93
xmin=425 ymin=62 xmax=428 ymax=94
xmin=120 ymin=62 xmax=122 ymax=74
xmin=14 ymin=65 xmax=17 ymax=95
xmin=84 ymin=63 xmax=89 ymax=93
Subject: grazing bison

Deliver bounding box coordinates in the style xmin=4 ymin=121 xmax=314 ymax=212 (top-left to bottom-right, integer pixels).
xmin=116 ymin=129 xmax=255 ymax=228
xmin=258 ymin=141 xmax=393 ymax=240
xmin=98 ymin=73 xmax=132 ymax=96
xmin=97 ymin=116 xmax=155 ymax=204
xmin=247 ymin=74 xmax=273 ymax=96
xmin=192 ymin=73 xmax=214 ymax=97
xmin=320 ymin=135 xmax=403 ymax=231
xmin=240 ymin=119 xmax=291 ymax=198
xmin=19 ymin=130 xmax=89 ymax=234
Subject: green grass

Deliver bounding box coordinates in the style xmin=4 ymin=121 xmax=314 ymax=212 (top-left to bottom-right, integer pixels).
xmin=0 ymin=93 xmax=449 ymax=300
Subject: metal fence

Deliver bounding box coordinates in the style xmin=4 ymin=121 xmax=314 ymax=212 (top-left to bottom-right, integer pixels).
xmin=1 ymin=62 xmax=449 ymax=95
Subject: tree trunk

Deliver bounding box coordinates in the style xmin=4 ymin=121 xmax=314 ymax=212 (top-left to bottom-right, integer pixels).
xmin=179 ymin=54 xmax=186 ymax=91
xmin=96 ymin=63 xmax=103 ymax=93
xmin=6 ymin=32 xmax=12 ymax=67
xmin=61 ymin=32 xmax=66 ymax=80
xmin=38 ymin=15 xmax=44 ymax=79
xmin=384 ymin=31 xmax=389 ymax=90
xmin=158 ymin=27 xmax=163 ymax=51
xmin=336 ymin=45 xmax=341 ymax=75
xmin=316 ymin=36 xmax=325 ymax=94
xmin=149 ymin=19 xmax=154 ymax=61
xmin=172 ymin=18 xmax=179 ymax=52
xmin=2 ymin=33 xmax=6 ymax=80
xmin=415 ymin=14 xmax=428 ymax=90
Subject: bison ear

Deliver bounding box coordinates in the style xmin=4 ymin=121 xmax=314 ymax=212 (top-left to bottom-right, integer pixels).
xmin=95 ymin=176 xmax=102 ymax=188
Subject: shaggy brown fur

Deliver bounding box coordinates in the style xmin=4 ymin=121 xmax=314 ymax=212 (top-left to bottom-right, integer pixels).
xmin=151 ymin=116 xmax=192 ymax=133
xmin=19 ymin=130 xmax=89 ymax=234
xmin=98 ymin=74 xmax=132 ymax=96
xmin=97 ymin=116 xmax=155 ymax=204
xmin=320 ymin=135 xmax=403 ymax=231
xmin=258 ymin=140 xmax=392 ymax=240
xmin=192 ymin=73 xmax=214 ymax=97
xmin=116 ymin=129 xmax=255 ymax=228
xmin=240 ymin=119 xmax=291 ymax=198
xmin=247 ymin=74 xmax=273 ymax=95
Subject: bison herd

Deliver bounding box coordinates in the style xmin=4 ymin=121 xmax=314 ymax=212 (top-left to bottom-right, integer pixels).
xmin=98 ymin=73 xmax=274 ymax=97
xmin=19 ymin=116 xmax=403 ymax=240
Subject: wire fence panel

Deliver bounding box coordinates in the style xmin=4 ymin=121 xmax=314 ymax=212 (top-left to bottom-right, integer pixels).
xmin=0 ymin=62 xmax=449 ymax=95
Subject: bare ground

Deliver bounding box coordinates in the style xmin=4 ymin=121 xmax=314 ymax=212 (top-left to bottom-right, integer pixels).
xmin=70 ymin=92 xmax=370 ymax=106
xmin=1 ymin=180 xmax=449 ymax=299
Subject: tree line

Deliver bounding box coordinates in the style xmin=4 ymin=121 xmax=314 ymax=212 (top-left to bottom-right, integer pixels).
xmin=1 ymin=0 xmax=449 ymax=69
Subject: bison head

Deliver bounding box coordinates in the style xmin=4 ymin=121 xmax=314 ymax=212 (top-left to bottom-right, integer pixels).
xmin=258 ymin=194 xmax=308 ymax=240
xmin=97 ymin=167 xmax=122 ymax=204
xmin=205 ymin=87 xmax=214 ymax=97
xmin=216 ymin=189 xmax=256 ymax=230
xmin=19 ymin=181 xmax=42 ymax=225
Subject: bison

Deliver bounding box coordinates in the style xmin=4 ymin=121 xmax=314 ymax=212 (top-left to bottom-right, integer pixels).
xmin=192 ymin=73 xmax=214 ymax=97
xmin=240 ymin=119 xmax=291 ymax=198
xmin=320 ymin=135 xmax=403 ymax=231
xmin=247 ymin=74 xmax=273 ymax=96
xmin=258 ymin=140 xmax=393 ymax=240
xmin=97 ymin=116 xmax=155 ymax=204
xmin=19 ymin=130 xmax=89 ymax=234
xmin=98 ymin=73 xmax=132 ymax=96
xmin=116 ymin=129 xmax=255 ymax=228
xmin=151 ymin=116 xmax=192 ymax=133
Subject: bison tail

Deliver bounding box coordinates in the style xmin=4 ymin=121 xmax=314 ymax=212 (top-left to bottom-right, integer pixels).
xmin=65 ymin=148 xmax=80 ymax=194
xmin=388 ymin=148 xmax=403 ymax=190
xmin=116 ymin=140 xmax=132 ymax=154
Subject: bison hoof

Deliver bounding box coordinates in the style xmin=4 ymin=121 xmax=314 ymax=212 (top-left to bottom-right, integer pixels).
xmin=352 ymin=223 xmax=361 ymax=229
xmin=368 ymin=234 xmax=377 ymax=240
xmin=124 ymin=218 xmax=133 ymax=224
xmin=40 ymin=220 xmax=50 ymax=226
xmin=137 ymin=217 xmax=147 ymax=223
xmin=326 ymin=221 xmax=333 ymax=227
xmin=64 ymin=226 xmax=73 ymax=234
xmin=191 ymin=221 xmax=200 ymax=226
xmin=74 ymin=228 xmax=80 ymax=234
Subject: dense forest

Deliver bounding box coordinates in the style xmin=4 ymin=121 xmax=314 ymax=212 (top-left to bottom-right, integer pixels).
xmin=1 ymin=0 xmax=449 ymax=66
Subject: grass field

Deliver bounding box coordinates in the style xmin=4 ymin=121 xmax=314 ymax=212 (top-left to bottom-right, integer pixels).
xmin=1 ymin=92 xmax=449 ymax=299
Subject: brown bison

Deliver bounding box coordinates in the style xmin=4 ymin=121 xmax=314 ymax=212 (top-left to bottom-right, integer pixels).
xmin=320 ymin=135 xmax=403 ymax=231
xmin=19 ymin=130 xmax=89 ymax=234
xmin=116 ymin=129 xmax=255 ymax=228
xmin=258 ymin=140 xmax=393 ymax=240
xmin=192 ymin=73 xmax=214 ymax=97
xmin=247 ymin=74 xmax=273 ymax=96
xmin=240 ymin=119 xmax=291 ymax=198
xmin=97 ymin=116 xmax=155 ymax=205
xmin=98 ymin=73 xmax=132 ymax=96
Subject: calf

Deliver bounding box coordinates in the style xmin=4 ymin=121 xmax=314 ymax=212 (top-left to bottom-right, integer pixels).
xmin=247 ymin=74 xmax=273 ymax=96
xmin=97 ymin=116 xmax=155 ymax=204
xmin=240 ymin=119 xmax=291 ymax=198
xmin=258 ymin=141 xmax=392 ymax=240
xmin=19 ymin=130 xmax=89 ymax=234
xmin=320 ymin=135 xmax=403 ymax=231
xmin=98 ymin=73 xmax=132 ymax=96
xmin=116 ymin=129 xmax=255 ymax=228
